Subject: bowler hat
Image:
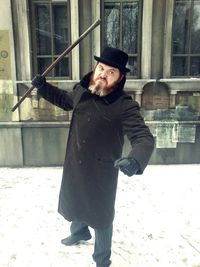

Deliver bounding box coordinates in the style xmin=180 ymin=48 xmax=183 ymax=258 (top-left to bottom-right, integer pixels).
xmin=94 ymin=47 xmax=130 ymax=73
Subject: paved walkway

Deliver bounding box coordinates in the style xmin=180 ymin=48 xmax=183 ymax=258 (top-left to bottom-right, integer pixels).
xmin=0 ymin=165 xmax=200 ymax=267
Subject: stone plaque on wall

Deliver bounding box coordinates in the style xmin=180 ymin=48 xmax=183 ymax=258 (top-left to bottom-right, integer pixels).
xmin=142 ymin=81 xmax=169 ymax=110
xmin=172 ymin=124 xmax=196 ymax=143
xmin=156 ymin=124 xmax=177 ymax=148
xmin=0 ymin=30 xmax=11 ymax=80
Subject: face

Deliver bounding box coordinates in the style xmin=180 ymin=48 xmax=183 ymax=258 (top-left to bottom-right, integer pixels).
xmin=89 ymin=62 xmax=124 ymax=96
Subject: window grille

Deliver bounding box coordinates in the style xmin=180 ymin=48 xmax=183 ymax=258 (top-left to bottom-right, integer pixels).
xmin=102 ymin=0 xmax=142 ymax=77
xmin=172 ymin=0 xmax=200 ymax=77
xmin=30 ymin=0 xmax=71 ymax=78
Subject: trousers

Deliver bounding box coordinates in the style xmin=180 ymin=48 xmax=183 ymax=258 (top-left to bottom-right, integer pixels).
xmin=70 ymin=221 xmax=113 ymax=267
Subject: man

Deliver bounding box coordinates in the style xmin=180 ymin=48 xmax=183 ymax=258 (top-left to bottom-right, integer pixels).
xmin=32 ymin=47 xmax=154 ymax=267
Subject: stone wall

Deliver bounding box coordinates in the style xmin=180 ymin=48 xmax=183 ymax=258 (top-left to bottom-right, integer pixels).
xmin=0 ymin=122 xmax=68 ymax=167
xmin=1 ymin=121 xmax=200 ymax=167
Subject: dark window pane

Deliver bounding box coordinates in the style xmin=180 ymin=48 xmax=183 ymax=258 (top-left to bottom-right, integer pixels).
xmin=191 ymin=2 xmax=200 ymax=53
xmin=53 ymin=5 xmax=69 ymax=54
xmin=122 ymin=3 xmax=138 ymax=54
xmin=103 ymin=0 xmax=141 ymax=77
xmin=173 ymin=2 xmax=190 ymax=54
xmin=55 ymin=57 xmax=69 ymax=76
xmin=104 ymin=3 xmax=120 ymax=47
xmin=127 ymin=56 xmax=137 ymax=76
xmin=172 ymin=57 xmax=187 ymax=76
xmin=37 ymin=58 xmax=52 ymax=76
xmin=32 ymin=1 xmax=70 ymax=78
xmin=36 ymin=5 xmax=51 ymax=55
xmin=190 ymin=57 xmax=200 ymax=75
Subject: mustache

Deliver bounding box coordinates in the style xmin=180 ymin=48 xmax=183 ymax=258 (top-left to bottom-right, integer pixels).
xmin=96 ymin=77 xmax=107 ymax=82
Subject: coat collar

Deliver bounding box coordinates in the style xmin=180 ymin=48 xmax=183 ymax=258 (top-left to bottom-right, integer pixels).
xmin=80 ymin=72 xmax=126 ymax=104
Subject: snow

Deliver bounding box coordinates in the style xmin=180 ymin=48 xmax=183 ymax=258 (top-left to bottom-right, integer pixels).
xmin=0 ymin=165 xmax=200 ymax=267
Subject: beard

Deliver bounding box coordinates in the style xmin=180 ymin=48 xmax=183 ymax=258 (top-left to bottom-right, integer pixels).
xmin=89 ymin=77 xmax=118 ymax=97
xmin=89 ymin=79 xmax=107 ymax=96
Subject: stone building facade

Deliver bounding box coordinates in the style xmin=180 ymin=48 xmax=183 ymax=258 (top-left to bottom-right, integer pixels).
xmin=0 ymin=0 xmax=200 ymax=166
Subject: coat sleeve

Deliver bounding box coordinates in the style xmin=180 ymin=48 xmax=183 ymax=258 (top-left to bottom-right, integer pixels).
xmin=38 ymin=82 xmax=75 ymax=111
xmin=120 ymin=96 xmax=155 ymax=173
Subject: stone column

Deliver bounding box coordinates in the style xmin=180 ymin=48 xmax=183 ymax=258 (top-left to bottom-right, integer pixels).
xmin=134 ymin=90 xmax=143 ymax=106
xmin=169 ymin=90 xmax=177 ymax=108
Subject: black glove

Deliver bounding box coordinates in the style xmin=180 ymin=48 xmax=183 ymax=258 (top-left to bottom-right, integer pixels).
xmin=114 ymin=157 xmax=140 ymax=177
xmin=31 ymin=75 xmax=46 ymax=89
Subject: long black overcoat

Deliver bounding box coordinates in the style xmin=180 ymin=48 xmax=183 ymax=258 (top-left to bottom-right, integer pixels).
xmin=38 ymin=72 xmax=154 ymax=229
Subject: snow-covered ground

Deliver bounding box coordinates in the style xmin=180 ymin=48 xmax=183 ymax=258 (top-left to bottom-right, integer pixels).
xmin=0 ymin=165 xmax=200 ymax=267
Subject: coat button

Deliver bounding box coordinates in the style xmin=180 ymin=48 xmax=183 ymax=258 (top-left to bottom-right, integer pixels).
xmin=79 ymin=160 xmax=82 ymax=164
xmin=82 ymin=139 xmax=86 ymax=143
xmin=87 ymin=117 xmax=91 ymax=122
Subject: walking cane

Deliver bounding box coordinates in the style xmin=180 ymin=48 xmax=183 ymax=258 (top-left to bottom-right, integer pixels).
xmin=12 ymin=19 xmax=101 ymax=112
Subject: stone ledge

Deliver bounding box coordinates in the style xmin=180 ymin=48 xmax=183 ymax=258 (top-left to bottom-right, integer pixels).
xmin=0 ymin=121 xmax=70 ymax=128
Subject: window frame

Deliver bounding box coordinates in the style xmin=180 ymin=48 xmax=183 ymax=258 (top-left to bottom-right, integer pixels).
xmin=30 ymin=0 xmax=71 ymax=79
xmin=172 ymin=0 xmax=200 ymax=77
xmin=101 ymin=0 xmax=143 ymax=78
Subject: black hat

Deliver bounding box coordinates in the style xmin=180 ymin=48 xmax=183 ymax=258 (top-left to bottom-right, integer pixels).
xmin=94 ymin=47 xmax=130 ymax=73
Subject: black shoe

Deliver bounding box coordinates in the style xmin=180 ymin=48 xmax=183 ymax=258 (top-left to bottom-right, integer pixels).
xmin=61 ymin=233 xmax=92 ymax=246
